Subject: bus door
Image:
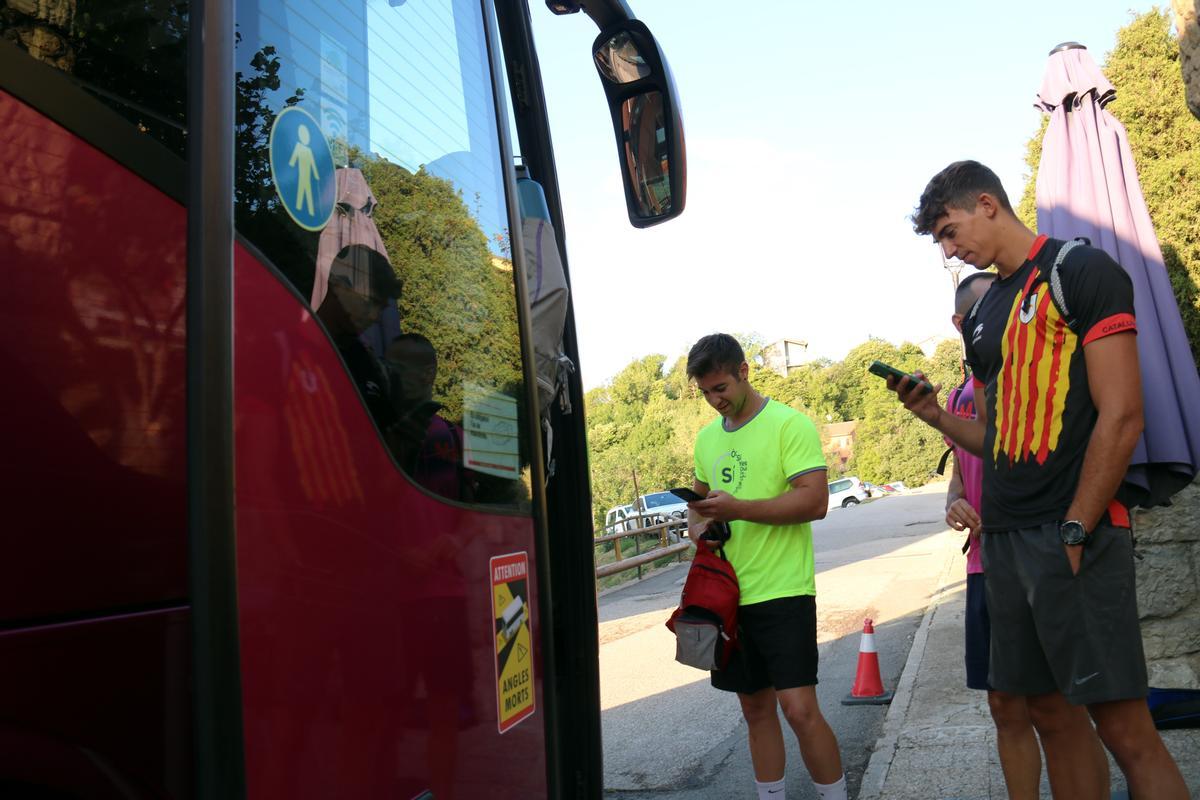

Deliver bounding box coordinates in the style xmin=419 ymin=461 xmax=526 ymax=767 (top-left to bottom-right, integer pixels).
xmin=230 ymin=1 xmax=686 ymax=796
xmin=229 ymin=0 xmax=552 ymax=796
xmin=491 ymin=5 xmax=687 ymax=794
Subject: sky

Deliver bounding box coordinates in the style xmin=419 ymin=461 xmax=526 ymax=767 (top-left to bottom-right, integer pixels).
xmin=526 ymin=0 xmax=1161 ymax=389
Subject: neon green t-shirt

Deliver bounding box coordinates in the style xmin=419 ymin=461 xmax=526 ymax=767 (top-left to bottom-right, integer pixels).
xmin=694 ymin=399 xmax=826 ymax=605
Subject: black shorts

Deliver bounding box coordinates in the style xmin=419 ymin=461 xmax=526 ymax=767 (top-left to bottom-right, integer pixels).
xmin=711 ymin=594 xmax=818 ymax=695
xmin=964 ymin=573 xmax=991 ymax=691
xmin=982 ymin=522 xmax=1148 ymax=705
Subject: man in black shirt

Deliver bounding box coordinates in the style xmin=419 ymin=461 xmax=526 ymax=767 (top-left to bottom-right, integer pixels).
xmin=891 ymin=161 xmax=1185 ymax=799
xmin=316 ymin=244 xmax=403 ymax=438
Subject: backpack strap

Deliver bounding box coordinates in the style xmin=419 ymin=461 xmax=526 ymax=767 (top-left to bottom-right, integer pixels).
xmin=936 ymin=377 xmax=971 ymax=477
xmin=700 ymin=520 xmax=732 ymax=547
xmin=948 ymin=381 xmax=966 ymax=408
xmin=1040 ymin=237 xmax=1089 ymax=332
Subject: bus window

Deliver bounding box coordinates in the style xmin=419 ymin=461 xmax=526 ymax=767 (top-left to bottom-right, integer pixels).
xmin=235 ymin=0 xmax=531 ymax=509
xmin=0 ymin=0 xmax=188 ymax=156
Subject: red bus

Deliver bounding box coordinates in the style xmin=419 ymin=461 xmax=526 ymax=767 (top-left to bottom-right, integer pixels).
xmin=0 ymin=0 xmax=685 ymax=796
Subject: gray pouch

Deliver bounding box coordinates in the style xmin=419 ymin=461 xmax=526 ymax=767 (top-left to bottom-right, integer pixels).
xmin=673 ymin=612 xmax=724 ymax=671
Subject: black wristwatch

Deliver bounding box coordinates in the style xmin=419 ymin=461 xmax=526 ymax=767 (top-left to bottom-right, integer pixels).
xmin=1059 ymin=520 xmax=1088 ymax=546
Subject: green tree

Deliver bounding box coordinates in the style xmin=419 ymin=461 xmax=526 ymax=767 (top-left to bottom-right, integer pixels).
xmin=787 ymin=359 xmax=841 ymax=422
xmin=663 ymin=354 xmax=693 ymax=400
xmin=837 ymin=341 xmax=948 ymax=485
xmin=1019 ymin=9 xmax=1200 ymax=358
xmin=586 ymin=356 xmax=682 ymax=526
xmin=1016 ymin=115 xmax=1049 ymax=231
xmin=828 ymin=339 xmax=918 ymax=421
xmin=853 ymin=379 xmax=949 ymax=487
xmin=360 ymin=157 xmax=523 ymax=422
xmin=927 ymin=337 xmax=967 ymax=393
xmin=609 ymin=354 xmax=668 ymax=411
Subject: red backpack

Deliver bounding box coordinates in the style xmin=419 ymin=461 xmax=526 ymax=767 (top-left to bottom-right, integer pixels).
xmin=666 ymin=527 xmax=739 ymax=671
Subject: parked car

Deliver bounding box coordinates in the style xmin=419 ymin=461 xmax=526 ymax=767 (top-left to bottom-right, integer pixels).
xmin=603 ymin=504 xmax=641 ymax=533
xmin=604 ymin=491 xmax=690 ymax=535
xmin=639 ymin=490 xmax=690 ymax=535
xmin=827 ymin=476 xmax=870 ymax=509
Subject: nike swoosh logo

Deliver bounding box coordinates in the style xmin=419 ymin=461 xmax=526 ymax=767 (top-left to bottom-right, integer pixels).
xmin=1074 ymin=672 xmax=1100 ymax=685
xmin=768 ymin=791 xmax=782 ymax=795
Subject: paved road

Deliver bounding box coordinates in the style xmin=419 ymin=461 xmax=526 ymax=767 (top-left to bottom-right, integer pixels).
xmin=598 ymin=485 xmax=957 ymax=799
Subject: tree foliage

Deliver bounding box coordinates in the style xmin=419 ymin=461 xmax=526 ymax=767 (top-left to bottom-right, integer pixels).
xmin=359 ymin=157 xmax=523 ymax=422
xmin=1019 ymin=8 xmax=1200 ymax=358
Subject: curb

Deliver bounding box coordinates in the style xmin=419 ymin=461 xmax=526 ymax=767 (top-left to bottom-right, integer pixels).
xmin=857 ymin=529 xmax=963 ymax=800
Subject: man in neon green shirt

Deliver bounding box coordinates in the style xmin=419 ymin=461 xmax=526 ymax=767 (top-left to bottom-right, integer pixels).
xmin=685 ymin=334 xmax=846 ymax=800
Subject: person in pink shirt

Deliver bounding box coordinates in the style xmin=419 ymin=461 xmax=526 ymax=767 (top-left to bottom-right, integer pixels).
xmin=945 ymin=272 xmax=1042 ymax=799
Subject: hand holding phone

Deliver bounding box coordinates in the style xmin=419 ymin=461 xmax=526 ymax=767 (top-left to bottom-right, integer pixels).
xmin=668 ymin=487 xmax=706 ymax=503
xmin=868 ymin=360 xmax=933 ymax=395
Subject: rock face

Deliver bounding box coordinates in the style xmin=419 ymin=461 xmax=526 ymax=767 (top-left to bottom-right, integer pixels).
xmin=1176 ymin=0 xmax=1200 ymax=120
xmin=1135 ymin=476 xmax=1200 ymax=688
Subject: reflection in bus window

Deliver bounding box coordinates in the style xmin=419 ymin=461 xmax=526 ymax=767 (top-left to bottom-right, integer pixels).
xmin=235 ymin=0 xmax=529 ymax=509
xmin=314 ymin=244 xmax=402 ymax=434
xmin=622 ymin=91 xmax=671 ymax=217
xmin=0 ymin=0 xmax=189 ymax=155
xmin=386 ymin=333 xmax=471 ymax=501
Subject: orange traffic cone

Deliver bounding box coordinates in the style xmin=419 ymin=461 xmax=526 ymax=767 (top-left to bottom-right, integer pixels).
xmin=842 ymin=618 xmax=894 ymax=705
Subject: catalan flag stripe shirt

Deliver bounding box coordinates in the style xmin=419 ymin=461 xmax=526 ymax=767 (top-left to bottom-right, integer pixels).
xmin=962 ymin=235 xmax=1137 ymax=532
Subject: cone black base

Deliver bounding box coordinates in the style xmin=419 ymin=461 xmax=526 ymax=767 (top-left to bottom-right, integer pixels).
xmin=841 ymin=690 xmax=893 ymax=706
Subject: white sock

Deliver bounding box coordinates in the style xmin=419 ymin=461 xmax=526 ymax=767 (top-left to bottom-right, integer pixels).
xmin=754 ymin=777 xmax=785 ymax=799
xmin=813 ymin=774 xmax=847 ymax=800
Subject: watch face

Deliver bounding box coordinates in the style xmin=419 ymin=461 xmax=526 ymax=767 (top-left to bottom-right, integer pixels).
xmin=1060 ymin=521 xmax=1087 ymax=545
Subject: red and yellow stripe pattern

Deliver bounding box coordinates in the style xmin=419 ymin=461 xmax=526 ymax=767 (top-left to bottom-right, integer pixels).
xmin=993 ymin=269 xmax=1078 ymax=466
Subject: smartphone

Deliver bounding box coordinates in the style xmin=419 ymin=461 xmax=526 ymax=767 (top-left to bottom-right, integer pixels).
xmin=868 ymin=360 xmax=933 ymax=394
xmin=668 ymin=487 xmax=707 ymax=503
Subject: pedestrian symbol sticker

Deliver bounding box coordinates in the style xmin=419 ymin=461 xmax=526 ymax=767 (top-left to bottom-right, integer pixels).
xmin=490 ymin=551 xmax=535 ymax=733
xmin=268 ymin=106 xmax=336 ymax=231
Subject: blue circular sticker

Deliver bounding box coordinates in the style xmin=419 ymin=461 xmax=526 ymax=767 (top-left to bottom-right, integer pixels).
xmin=268 ymin=106 xmax=336 ymax=232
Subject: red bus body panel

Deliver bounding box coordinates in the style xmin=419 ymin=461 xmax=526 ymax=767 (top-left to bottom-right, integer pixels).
xmin=0 ymin=88 xmax=188 ymax=625
xmin=0 ymin=87 xmax=190 ymax=797
xmin=0 ymin=87 xmax=549 ymax=798
xmin=234 ymin=244 xmax=548 ymax=798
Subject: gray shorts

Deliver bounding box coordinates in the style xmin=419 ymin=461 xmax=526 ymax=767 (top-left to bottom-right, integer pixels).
xmin=981 ymin=521 xmax=1148 ymax=705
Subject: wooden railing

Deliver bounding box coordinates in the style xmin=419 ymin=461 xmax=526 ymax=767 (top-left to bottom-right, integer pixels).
xmin=594 ymin=517 xmax=692 ymax=579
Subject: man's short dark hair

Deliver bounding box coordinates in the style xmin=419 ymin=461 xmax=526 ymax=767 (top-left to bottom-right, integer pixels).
xmin=391 ymin=332 xmax=434 ymax=351
xmin=388 ymin=332 xmax=436 ymax=362
xmin=912 ymin=161 xmax=1014 ymax=236
xmin=955 ymin=272 xmax=997 ymax=316
xmin=331 ymin=244 xmax=402 ymax=301
xmin=687 ymin=333 xmax=745 ymax=380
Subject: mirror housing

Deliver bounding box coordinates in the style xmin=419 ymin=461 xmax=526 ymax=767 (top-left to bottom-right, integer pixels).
xmin=592 ymin=19 xmax=686 ymax=228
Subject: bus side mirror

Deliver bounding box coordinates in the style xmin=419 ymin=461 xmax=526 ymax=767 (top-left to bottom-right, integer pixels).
xmin=592 ymin=20 xmax=686 ymax=228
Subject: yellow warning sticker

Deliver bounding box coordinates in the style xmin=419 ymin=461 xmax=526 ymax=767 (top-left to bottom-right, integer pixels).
xmin=491 ymin=551 xmax=535 ymax=734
